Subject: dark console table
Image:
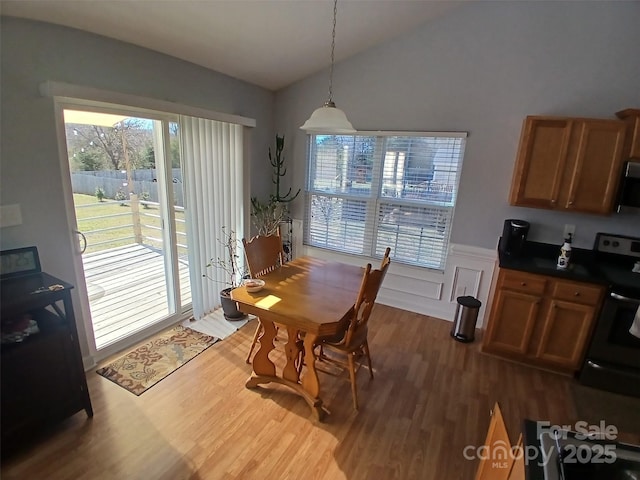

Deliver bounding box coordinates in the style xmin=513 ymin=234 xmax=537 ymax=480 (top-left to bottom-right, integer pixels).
xmin=1 ymin=271 xmax=93 ymax=454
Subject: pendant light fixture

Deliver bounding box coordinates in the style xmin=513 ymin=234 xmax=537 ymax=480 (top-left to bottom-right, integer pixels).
xmin=300 ymin=0 xmax=355 ymax=134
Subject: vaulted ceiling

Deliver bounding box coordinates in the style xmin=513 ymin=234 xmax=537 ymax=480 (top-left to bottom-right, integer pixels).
xmin=1 ymin=0 xmax=463 ymax=91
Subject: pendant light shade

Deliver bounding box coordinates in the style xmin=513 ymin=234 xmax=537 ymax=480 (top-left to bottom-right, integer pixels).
xmin=300 ymin=101 xmax=355 ymax=133
xmin=300 ymin=0 xmax=355 ymax=134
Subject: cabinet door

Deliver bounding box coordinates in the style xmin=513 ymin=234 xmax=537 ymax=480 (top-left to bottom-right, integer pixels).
xmin=507 ymin=434 xmax=525 ymax=480
xmin=563 ymin=119 xmax=626 ymax=214
xmin=475 ymin=403 xmax=514 ymax=480
xmin=1 ymin=327 xmax=83 ymax=440
xmin=535 ymin=299 xmax=596 ymax=370
xmin=483 ymin=289 xmax=540 ymax=356
xmin=617 ymin=108 xmax=640 ymax=158
xmin=509 ymin=117 xmax=572 ymax=208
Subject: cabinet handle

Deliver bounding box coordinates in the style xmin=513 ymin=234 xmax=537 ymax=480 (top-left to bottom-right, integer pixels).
xmin=574 ymin=291 xmax=580 ymax=296
xmin=569 ymin=201 xmax=574 ymax=206
xmin=551 ymin=199 xmax=557 ymax=204
xmin=521 ymin=282 xmax=527 ymax=286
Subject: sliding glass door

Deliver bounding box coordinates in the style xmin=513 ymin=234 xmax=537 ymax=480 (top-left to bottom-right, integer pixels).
xmin=61 ymin=106 xmax=191 ymax=351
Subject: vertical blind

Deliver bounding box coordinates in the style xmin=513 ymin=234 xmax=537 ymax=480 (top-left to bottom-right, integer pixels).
xmin=179 ymin=116 xmax=244 ymax=319
xmin=304 ymin=132 xmax=467 ymax=270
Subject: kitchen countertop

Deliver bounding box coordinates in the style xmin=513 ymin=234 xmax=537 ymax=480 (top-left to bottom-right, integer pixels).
xmin=498 ymin=239 xmax=610 ymax=286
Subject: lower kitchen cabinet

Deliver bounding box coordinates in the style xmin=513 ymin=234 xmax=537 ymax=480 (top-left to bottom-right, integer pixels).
xmin=535 ymin=299 xmax=597 ymax=370
xmin=485 ymin=289 xmax=540 ymax=356
xmin=482 ymin=269 xmax=605 ymax=372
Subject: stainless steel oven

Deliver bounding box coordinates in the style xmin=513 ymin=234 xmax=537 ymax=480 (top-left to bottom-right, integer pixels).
xmin=581 ymin=291 xmax=640 ymax=397
xmin=579 ymin=233 xmax=640 ymax=397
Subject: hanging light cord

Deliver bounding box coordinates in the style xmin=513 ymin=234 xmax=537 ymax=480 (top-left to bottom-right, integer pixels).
xmin=300 ymin=0 xmax=354 ymax=131
xmin=326 ymin=0 xmax=338 ymax=107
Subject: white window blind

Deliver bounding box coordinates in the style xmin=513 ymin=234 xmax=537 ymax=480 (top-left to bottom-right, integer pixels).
xmin=304 ymin=132 xmax=467 ymax=270
xmin=180 ymin=116 xmax=244 ymax=319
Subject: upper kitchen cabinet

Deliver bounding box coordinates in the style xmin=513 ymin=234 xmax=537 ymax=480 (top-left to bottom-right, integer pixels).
xmin=509 ymin=116 xmax=626 ymax=214
xmin=616 ymin=108 xmax=640 ymax=159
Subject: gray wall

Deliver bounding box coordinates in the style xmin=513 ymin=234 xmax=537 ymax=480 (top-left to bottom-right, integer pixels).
xmin=0 ymin=17 xmax=275 ymax=354
xmin=0 ymin=15 xmax=276 ymax=260
xmin=2 ymin=3 xmax=639 ymax=345
xmin=275 ymin=1 xmax=640 ymax=250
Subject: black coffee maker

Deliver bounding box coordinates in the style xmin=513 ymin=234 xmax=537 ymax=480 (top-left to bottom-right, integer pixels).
xmin=498 ymin=219 xmax=530 ymax=257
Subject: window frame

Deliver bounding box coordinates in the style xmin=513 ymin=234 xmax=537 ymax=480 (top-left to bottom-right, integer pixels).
xmin=303 ymin=130 xmax=467 ymax=271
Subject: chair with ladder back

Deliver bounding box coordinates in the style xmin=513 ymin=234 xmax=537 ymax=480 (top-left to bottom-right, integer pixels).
xmin=313 ymin=247 xmax=391 ymax=410
xmin=242 ymin=232 xmax=284 ymax=363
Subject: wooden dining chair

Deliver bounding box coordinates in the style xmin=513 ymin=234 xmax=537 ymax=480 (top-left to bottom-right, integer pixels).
xmin=315 ymin=247 xmax=391 ymax=410
xmin=242 ymin=232 xmax=284 ymax=363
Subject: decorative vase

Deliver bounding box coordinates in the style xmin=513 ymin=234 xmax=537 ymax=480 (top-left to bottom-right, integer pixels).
xmin=220 ymin=287 xmax=246 ymax=321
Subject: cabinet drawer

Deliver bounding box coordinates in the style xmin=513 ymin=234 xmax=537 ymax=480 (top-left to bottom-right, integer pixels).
xmin=551 ymin=281 xmax=603 ymax=306
xmin=500 ymin=270 xmax=546 ymax=295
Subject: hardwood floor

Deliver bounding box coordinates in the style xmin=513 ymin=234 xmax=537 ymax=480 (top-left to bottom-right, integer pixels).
xmin=2 ymin=305 xmax=639 ymax=479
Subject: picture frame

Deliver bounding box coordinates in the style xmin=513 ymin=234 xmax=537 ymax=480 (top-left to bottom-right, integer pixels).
xmin=0 ymin=246 xmax=41 ymax=278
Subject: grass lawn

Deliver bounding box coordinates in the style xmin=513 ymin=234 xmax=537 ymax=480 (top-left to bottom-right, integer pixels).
xmin=74 ymin=194 xmax=186 ymax=255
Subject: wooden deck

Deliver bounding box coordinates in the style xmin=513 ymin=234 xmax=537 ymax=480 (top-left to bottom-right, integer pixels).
xmin=82 ymin=244 xmax=192 ymax=349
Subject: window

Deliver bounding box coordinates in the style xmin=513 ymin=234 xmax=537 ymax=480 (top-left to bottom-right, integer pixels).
xmin=304 ymin=132 xmax=467 ymax=270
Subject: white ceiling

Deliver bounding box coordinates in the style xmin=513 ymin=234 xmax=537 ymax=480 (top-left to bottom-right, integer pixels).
xmin=0 ymin=0 xmax=462 ymax=91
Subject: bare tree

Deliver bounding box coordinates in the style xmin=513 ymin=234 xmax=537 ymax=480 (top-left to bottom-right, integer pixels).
xmin=66 ymin=119 xmax=152 ymax=171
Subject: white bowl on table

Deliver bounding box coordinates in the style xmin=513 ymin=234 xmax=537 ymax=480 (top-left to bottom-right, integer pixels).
xmin=243 ymin=278 xmax=265 ymax=293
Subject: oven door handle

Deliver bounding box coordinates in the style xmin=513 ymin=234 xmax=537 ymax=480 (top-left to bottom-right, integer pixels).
xmin=610 ymin=292 xmax=640 ymax=304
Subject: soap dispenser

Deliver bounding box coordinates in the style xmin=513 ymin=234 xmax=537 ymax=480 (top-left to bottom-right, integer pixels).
xmin=557 ymin=233 xmax=572 ymax=270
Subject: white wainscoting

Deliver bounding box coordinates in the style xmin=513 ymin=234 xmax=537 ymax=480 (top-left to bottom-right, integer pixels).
xmin=298 ymin=226 xmax=497 ymax=326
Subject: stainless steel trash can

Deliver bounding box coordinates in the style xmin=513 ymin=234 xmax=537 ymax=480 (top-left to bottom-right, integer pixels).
xmin=451 ymin=295 xmax=482 ymax=343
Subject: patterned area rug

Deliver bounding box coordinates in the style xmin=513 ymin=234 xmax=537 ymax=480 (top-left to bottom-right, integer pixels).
xmin=96 ymin=325 xmax=218 ymax=395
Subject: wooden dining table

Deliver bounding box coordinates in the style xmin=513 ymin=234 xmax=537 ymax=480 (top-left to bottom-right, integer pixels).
xmin=231 ymin=256 xmax=364 ymax=421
